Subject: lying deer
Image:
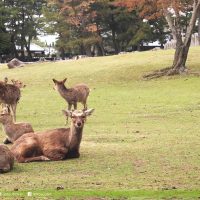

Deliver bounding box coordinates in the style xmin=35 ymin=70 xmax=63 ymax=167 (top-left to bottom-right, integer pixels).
xmin=0 ymin=109 xmax=34 ymax=144
xmin=52 ymin=78 xmax=90 ymax=111
xmin=11 ymin=109 xmax=94 ymax=163
xmin=0 ymin=144 xmax=14 ymax=173
xmin=0 ymin=82 xmax=21 ymax=121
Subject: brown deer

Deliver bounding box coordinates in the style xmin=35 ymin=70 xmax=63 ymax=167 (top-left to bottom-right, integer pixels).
xmin=0 ymin=144 xmax=14 ymax=173
xmin=11 ymin=109 xmax=94 ymax=163
xmin=0 ymin=82 xmax=21 ymax=121
xmin=0 ymin=109 xmax=34 ymax=144
xmin=52 ymin=78 xmax=90 ymax=111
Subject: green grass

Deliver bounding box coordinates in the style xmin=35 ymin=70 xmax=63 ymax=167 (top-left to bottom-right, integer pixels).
xmin=0 ymin=47 xmax=200 ymax=199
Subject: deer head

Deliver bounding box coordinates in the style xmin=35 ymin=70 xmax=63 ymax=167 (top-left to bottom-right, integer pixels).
xmin=0 ymin=106 xmax=12 ymax=123
xmin=52 ymin=78 xmax=67 ymax=90
xmin=11 ymin=79 xmax=26 ymax=88
xmin=62 ymin=109 xmax=94 ymax=129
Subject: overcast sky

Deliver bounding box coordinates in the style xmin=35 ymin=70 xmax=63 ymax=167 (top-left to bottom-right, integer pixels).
xmin=38 ymin=35 xmax=58 ymax=45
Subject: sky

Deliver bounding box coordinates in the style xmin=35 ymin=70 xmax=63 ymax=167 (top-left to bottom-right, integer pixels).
xmin=38 ymin=34 xmax=58 ymax=45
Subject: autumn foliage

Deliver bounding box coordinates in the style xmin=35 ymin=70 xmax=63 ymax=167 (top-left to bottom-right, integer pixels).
xmin=115 ymin=0 xmax=194 ymax=19
xmin=49 ymin=0 xmax=97 ymax=33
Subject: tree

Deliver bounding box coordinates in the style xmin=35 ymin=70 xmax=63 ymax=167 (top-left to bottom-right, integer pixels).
xmin=0 ymin=1 xmax=11 ymax=61
xmin=45 ymin=0 xmax=104 ymax=57
xmin=45 ymin=0 xmax=167 ymax=56
xmin=115 ymin=0 xmax=200 ymax=78
xmin=1 ymin=0 xmax=46 ymax=61
xmin=91 ymin=1 xmax=144 ymax=53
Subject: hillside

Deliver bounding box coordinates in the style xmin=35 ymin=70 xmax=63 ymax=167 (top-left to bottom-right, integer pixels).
xmin=0 ymin=47 xmax=200 ymax=199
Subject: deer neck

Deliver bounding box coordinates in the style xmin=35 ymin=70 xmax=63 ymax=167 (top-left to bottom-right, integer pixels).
xmin=1 ymin=121 xmax=13 ymax=139
xmin=57 ymin=85 xmax=69 ymax=98
xmin=1 ymin=120 xmax=13 ymax=127
xmin=69 ymin=123 xmax=83 ymax=150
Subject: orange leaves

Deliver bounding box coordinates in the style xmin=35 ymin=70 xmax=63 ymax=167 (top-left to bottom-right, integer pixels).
xmin=54 ymin=0 xmax=98 ymax=33
xmin=114 ymin=0 xmax=139 ymax=10
xmin=115 ymin=0 xmax=194 ymax=20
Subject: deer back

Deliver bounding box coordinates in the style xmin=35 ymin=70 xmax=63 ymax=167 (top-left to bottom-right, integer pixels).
xmin=73 ymin=84 xmax=90 ymax=101
xmin=39 ymin=128 xmax=71 ymax=149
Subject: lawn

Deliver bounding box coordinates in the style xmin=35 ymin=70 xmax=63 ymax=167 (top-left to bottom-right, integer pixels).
xmin=0 ymin=47 xmax=200 ymax=199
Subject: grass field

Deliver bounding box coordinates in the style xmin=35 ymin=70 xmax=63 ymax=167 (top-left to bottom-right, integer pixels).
xmin=0 ymin=47 xmax=200 ymax=199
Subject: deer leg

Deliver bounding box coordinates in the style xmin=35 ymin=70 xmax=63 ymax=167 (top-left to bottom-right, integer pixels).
xmin=73 ymin=102 xmax=77 ymax=110
xmin=82 ymin=101 xmax=87 ymax=111
xmin=67 ymin=150 xmax=80 ymax=159
xmin=65 ymin=103 xmax=72 ymax=124
xmin=23 ymin=156 xmax=50 ymax=163
xmin=68 ymin=103 xmax=72 ymax=110
xmin=44 ymin=148 xmax=68 ymax=161
xmin=81 ymin=102 xmax=87 ymax=122
xmin=10 ymin=103 xmax=17 ymax=122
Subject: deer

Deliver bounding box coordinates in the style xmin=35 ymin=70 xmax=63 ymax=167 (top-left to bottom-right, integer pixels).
xmin=52 ymin=78 xmax=90 ymax=111
xmin=0 ymin=109 xmax=34 ymax=144
xmin=0 ymin=81 xmax=21 ymax=121
xmin=11 ymin=108 xmax=94 ymax=163
xmin=0 ymin=144 xmax=14 ymax=173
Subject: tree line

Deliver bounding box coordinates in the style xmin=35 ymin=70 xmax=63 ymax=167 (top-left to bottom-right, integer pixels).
xmin=0 ymin=0 xmax=169 ymax=61
xmin=0 ymin=0 xmax=46 ymax=62
xmin=45 ymin=0 xmax=169 ymax=58
xmin=0 ymin=0 xmax=200 ymax=77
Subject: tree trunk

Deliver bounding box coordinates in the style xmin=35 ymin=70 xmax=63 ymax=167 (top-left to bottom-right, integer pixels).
xmin=167 ymin=37 xmax=191 ymax=75
xmin=143 ymin=1 xmax=200 ymax=79
xmin=60 ymin=47 xmax=65 ymax=60
xmin=198 ymin=10 xmax=200 ymax=44
xmin=84 ymin=45 xmax=92 ymax=56
xmin=10 ymin=34 xmax=18 ymax=58
xmin=24 ymin=37 xmax=32 ymax=61
xmin=111 ymin=29 xmax=119 ymax=54
xmin=94 ymin=43 xmax=105 ymax=56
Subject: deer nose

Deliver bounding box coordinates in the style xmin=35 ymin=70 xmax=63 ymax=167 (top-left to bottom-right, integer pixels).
xmin=77 ymin=122 xmax=82 ymax=127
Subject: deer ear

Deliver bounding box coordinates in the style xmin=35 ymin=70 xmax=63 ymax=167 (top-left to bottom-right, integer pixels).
xmin=63 ymin=78 xmax=67 ymax=83
xmin=52 ymin=79 xmax=57 ymax=83
xmin=84 ymin=108 xmax=95 ymax=116
xmin=62 ymin=110 xmax=72 ymax=117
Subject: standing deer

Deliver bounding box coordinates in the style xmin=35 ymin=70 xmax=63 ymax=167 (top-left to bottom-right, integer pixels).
xmin=0 ymin=82 xmax=21 ymax=121
xmin=11 ymin=109 xmax=94 ymax=163
xmin=52 ymin=78 xmax=90 ymax=111
xmin=0 ymin=144 xmax=14 ymax=173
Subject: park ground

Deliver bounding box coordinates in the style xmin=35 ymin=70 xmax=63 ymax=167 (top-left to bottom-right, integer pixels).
xmin=0 ymin=47 xmax=200 ymax=199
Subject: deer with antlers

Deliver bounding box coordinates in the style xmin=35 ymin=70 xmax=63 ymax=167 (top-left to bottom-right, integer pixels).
xmin=11 ymin=109 xmax=94 ymax=163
